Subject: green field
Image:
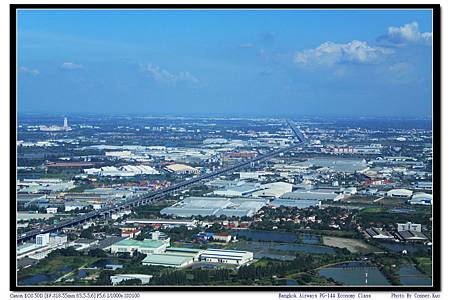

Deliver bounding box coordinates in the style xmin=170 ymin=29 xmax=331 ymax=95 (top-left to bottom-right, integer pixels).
xmin=415 ymin=257 xmax=432 ymax=277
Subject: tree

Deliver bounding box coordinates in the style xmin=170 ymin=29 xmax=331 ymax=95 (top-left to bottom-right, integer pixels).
xmin=80 ymin=227 xmax=94 ymax=239
xmin=88 ymin=248 xmax=108 ymax=258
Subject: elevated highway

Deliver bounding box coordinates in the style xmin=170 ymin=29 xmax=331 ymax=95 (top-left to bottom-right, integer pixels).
xmin=17 ymin=121 xmax=306 ymax=243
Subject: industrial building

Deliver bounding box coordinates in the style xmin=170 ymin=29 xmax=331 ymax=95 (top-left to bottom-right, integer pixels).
xmin=110 ymin=274 xmax=153 ymax=285
xmin=270 ymin=198 xmax=321 ymax=209
xmin=386 ymin=189 xmax=413 ymax=198
xmin=251 ymin=182 xmax=293 ymax=198
xmin=364 ymin=227 xmax=395 ymax=240
xmin=409 ymin=193 xmax=432 ymax=205
xmin=110 ymin=238 xmax=167 ymax=256
xmin=281 ymin=190 xmax=343 ymax=202
xmin=160 ymin=197 xmax=268 ymax=218
xmin=165 ymin=163 xmax=200 ymax=175
xmin=213 ymin=182 xmax=261 ymax=197
xmin=199 ymin=248 xmax=253 ymax=265
xmin=142 ymin=253 xmax=195 ymax=268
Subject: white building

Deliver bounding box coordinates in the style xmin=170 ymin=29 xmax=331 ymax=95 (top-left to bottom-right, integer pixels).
xmin=397 ymin=222 xmax=422 ymax=232
xmin=36 ymin=233 xmax=50 ymax=246
xmin=386 ymin=189 xmax=413 ymax=198
xmin=110 ymin=274 xmax=153 ymax=285
xmin=199 ymin=248 xmax=253 ymax=265
xmin=165 ymin=164 xmax=200 ymax=175
xmin=409 ymin=193 xmax=432 ymax=205
xmin=251 ymin=182 xmax=293 ymax=198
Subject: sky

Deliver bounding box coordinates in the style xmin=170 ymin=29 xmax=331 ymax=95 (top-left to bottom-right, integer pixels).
xmin=17 ymin=9 xmax=433 ymax=118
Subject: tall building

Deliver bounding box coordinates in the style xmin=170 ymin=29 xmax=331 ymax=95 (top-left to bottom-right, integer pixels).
xmin=63 ymin=117 xmax=69 ymax=131
xmin=36 ymin=233 xmax=50 ymax=246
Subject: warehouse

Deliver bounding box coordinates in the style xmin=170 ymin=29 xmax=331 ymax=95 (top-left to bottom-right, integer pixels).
xmin=165 ymin=163 xmax=200 ymax=175
xmin=270 ymin=199 xmax=321 ymax=209
xmin=110 ymin=274 xmax=153 ymax=285
xmin=110 ymin=238 xmax=167 ymax=256
xmin=386 ymin=189 xmax=413 ymax=198
xmin=166 ymin=247 xmax=204 ymax=259
xmin=251 ymin=182 xmax=293 ymax=198
xmin=200 ymin=249 xmax=253 ymax=265
xmin=160 ymin=197 xmax=267 ymax=218
xmin=409 ymin=193 xmax=432 ymax=205
xmin=281 ymin=190 xmax=343 ymax=202
xmin=213 ymin=183 xmax=261 ymax=197
xmin=142 ymin=253 xmax=194 ymax=268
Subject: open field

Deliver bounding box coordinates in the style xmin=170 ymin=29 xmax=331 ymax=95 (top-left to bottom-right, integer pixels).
xmin=322 ymin=236 xmax=381 ymax=254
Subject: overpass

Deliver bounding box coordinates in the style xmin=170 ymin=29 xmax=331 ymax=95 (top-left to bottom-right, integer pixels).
xmin=16 ymin=120 xmax=306 ymax=243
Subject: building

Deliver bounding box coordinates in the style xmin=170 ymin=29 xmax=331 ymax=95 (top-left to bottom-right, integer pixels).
xmin=281 ymin=190 xmax=343 ymax=202
xmin=160 ymin=197 xmax=268 ymax=218
xmin=165 ymin=164 xmax=200 ymax=175
xmin=396 ymin=230 xmax=428 ymax=242
xmin=121 ymin=228 xmax=141 ymax=238
xmin=165 ymin=247 xmax=204 ymax=260
xmin=46 ymin=207 xmax=58 ymax=214
xmin=270 ymin=199 xmax=321 ymax=209
xmin=199 ymin=248 xmax=253 ymax=265
xmin=213 ymin=182 xmax=262 ymax=197
xmin=409 ymin=193 xmax=432 ymax=205
xmin=364 ymin=227 xmax=394 ymax=240
xmin=142 ymin=253 xmax=194 ymax=268
xmin=110 ymin=274 xmax=153 ymax=285
xmin=124 ymin=219 xmax=197 ymax=229
xmin=397 ymin=222 xmax=422 ymax=232
xmin=251 ymin=182 xmax=293 ymax=198
xmin=212 ymin=233 xmax=233 ymax=243
xmin=36 ymin=233 xmax=50 ymax=246
xmin=110 ymin=238 xmax=167 ymax=256
xmin=386 ymin=189 xmax=413 ymax=198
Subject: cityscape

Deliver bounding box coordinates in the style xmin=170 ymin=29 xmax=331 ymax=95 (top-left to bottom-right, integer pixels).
xmin=14 ymin=8 xmax=435 ymax=289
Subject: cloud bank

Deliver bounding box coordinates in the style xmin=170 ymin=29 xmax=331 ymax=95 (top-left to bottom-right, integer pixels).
xmin=294 ymin=40 xmax=393 ymax=66
xmin=141 ymin=64 xmax=199 ymax=85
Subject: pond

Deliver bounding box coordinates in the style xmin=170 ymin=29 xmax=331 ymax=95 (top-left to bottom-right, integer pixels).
xmin=300 ymin=234 xmax=321 ymax=245
xmin=19 ymin=273 xmax=59 ymax=285
xmin=319 ymin=262 xmax=391 ymax=286
xmin=398 ymin=266 xmax=432 ymax=286
xmin=232 ymin=230 xmax=298 ymax=243
xmin=378 ymin=242 xmax=430 ymax=254
xmin=88 ymin=258 xmax=123 ymax=269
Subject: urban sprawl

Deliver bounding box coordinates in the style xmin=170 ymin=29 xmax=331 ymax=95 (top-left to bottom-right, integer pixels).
xmin=16 ymin=115 xmax=433 ymax=286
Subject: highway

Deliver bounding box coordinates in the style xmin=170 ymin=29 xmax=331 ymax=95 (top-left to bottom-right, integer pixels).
xmin=16 ymin=121 xmax=306 ymax=243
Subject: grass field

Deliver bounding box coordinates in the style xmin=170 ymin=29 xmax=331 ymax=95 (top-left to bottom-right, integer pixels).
xmin=415 ymin=257 xmax=432 ymax=277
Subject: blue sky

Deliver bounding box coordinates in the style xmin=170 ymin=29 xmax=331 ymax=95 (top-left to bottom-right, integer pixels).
xmin=17 ymin=9 xmax=433 ymax=118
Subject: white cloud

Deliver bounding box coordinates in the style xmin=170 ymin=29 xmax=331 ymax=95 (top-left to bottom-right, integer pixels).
xmin=142 ymin=64 xmax=199 ymax=85
xmin=60 ymin=62 xmax=84 ymax=70
xmin=381 ymin=22 xmax=432 ymax=45
xmin=19 ymin=67 xmax=40 ymax=76
xmin=294 ymin=40 xmax=393 ymax=66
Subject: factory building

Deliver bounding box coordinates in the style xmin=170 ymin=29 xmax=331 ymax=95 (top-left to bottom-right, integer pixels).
xmin=110 ymin=238 xmax=167 ymax=256
xmin=251 ymin=182 xmax=293 ymax=198
xmin=409 ymin=193 xmax=432 ymax=205
xmin=142 ymin=253 xmax=194 ymax=268
xmin=165 ymin=163 xmax=200 ymax=175
xmin=386 ymin=189 xmax=413 ymax=198
xmin=160 ymin=197 xmax=268 ymax=218
xmin=199 ymin=249 xmax=253 ymax=265
xmin=110 ymin=274 xmax=153 ymax=285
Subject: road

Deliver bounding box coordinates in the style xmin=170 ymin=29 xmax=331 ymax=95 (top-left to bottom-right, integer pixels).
xmin=16 ymin=120 xmax=306 ymax=243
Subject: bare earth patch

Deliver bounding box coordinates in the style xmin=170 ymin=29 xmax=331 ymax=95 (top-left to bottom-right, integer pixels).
xmin=322 ymin=236 xmax=379 ymax=254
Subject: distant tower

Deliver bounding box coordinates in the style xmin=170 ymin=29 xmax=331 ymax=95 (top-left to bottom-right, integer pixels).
xmin=63 ymin=117 xmax=69 ymax=131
